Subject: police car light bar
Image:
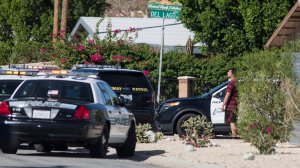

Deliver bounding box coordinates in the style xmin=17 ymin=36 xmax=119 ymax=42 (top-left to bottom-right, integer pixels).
xmin=37 ymin=70 xmax=99 ymax=80
xmin=37 ymin=70 xmax=69 ymax=76
xmin=0 ymin=69 xmax=39 ymax=76
xmin=10 ymin=64 xmax=60 ymax=70
xmin=72 ymin=64 xmax=121 ymax=69
xmin=51 ymin=70 xmax=68 ymax=75
xmin=69 ymin=71 xmax=99 ymax=77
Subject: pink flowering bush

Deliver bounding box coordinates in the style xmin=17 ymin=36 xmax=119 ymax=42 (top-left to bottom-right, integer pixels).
xmin=90 ymin=53 xmax=104 ymax=63
xmin=51 ymin=18 xmax=147 ymax=69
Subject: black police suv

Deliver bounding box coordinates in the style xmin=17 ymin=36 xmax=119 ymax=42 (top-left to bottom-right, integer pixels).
xmin=155 ymin=81 xmax=231 ymax=137
xmin=0 ymin=75 xmax=136 ymax=158
xmin=72 ymin=65 xmax=156 ymax=125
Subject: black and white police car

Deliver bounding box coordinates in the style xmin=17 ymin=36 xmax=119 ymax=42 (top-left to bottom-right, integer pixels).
xmin=0 ymin=71 xmax=136 ymax=158
xmin=0 ymin=68 xmax=38 ymax=101
xmin=155 ymin=81 xmax=231 ymax=137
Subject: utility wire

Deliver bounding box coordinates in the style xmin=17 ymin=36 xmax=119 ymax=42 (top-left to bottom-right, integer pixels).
xmin=95 ymin=22 xmax=183 ymax=34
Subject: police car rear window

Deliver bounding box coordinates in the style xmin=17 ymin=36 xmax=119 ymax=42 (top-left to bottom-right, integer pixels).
xmin=0 ymin=80 xmax=23 ymax=100
xmin=14 ymin=80 xmax=94 ymax=102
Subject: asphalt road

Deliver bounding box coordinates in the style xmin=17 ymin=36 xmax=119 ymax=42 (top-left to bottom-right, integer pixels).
xmin=0 ymin=145 xmax=162 ymax=168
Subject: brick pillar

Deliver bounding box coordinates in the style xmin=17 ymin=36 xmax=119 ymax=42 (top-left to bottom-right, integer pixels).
xmin=177 ymin=76 xmax=195 ymax=98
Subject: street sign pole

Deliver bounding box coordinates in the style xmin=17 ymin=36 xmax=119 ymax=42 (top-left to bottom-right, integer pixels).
xmin=148 ymin=2 xmax=182 ymax=103
xmin=157 ymin=18 xmax=164 ymax=103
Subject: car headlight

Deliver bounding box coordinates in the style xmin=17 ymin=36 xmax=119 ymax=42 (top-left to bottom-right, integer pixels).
xmin=166 ymin=102 xmax=180 ymax=107
xmin=160 ymin=101 xmax=180 ymax=111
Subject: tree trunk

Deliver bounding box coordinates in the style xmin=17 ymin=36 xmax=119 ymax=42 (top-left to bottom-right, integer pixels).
xmin=60 ymin=0 xmax=68 ymax=37
xmin=53 ymin=0 xmax=59 ymax=42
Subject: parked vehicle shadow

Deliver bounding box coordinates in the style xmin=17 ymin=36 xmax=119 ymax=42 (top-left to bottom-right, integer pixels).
xmin=15 ymin=147 xmax=166 ymax=161
xmin=115 ymin=150 xmax=166 ymax=162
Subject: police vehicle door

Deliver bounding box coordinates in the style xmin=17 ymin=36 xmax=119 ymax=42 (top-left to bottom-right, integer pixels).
xmin=210 ymin=86 xmax=227 ymax=124
xmin=97 ymin=83 xmax=123 ymax=137
xmin=101 ymin=83 xmax=130 ymax=138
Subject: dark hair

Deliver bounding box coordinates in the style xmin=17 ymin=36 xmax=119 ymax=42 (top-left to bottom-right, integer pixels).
xmin=229 ymin=68 xmax=237 ymax=75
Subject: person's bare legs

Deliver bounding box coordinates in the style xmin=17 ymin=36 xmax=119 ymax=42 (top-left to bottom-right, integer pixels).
xmin=230 ymin=123 xmax=237 ymax=137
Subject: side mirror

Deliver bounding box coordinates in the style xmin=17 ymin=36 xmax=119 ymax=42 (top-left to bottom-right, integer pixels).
xmin=118 ymin=96 xmax=125 ymax=106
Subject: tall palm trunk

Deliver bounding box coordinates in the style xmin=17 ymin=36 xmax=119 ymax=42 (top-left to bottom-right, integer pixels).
xmin=53 ymin=0 xmax=59 ymax=42
xmin=60 ymin=0 xmax=68 ymax=37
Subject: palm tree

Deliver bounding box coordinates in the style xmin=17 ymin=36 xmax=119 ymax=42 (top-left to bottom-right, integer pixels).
xmin=60 ymin=0 xmax=68 ymax=37
xmin=53 ymin=0 xmax=59 ymax=42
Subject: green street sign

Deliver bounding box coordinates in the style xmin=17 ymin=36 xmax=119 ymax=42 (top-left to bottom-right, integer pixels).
xmin=148 ymin=3 xmax=182 ymax=11
xmin=150 ymin=9 xmax=180 ymax=19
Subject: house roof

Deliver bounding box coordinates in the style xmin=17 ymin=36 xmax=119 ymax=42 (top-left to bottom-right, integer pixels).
xmin=70 ymin=17 xmax=199 ymax=47
xmin=265 ymin=1 xmax=300 ymax=48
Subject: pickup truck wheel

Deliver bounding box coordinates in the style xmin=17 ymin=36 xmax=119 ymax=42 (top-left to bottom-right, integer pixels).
xmin=89 ymin=125 xmax=108 ymax=158
xmin=34 ymin=144 xmax=53 ymax=153
xmin=116 ymin=122 xmax=136 ymax=158
xmin=176 ymin=113 xmax=197 ymax=137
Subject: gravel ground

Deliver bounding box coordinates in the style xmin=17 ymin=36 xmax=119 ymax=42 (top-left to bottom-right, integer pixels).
xmin=131 ymin=135 xmax=300 ymax=168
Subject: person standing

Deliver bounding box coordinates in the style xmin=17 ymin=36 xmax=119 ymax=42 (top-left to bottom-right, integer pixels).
xmin=221 ymin=68 xmax=238 ymax=137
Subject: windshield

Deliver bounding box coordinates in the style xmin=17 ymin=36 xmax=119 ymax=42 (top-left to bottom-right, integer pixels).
xmin=200 ymin=81 xmax=228 ymax=98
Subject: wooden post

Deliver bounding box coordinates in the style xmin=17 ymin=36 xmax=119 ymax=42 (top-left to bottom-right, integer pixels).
xmin=53 ymin=0 xmax=59 ymax=42
xmin=60 ymin=0 xmax=69 ymax=36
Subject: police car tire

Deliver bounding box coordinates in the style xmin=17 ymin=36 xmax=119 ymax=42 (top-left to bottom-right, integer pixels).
xmin=89 ymin=125 xmax=108 ymax=158
xmin=176 ymin=113 xmax=197 ymax=137
xmin=0 ymin=131 xmax=19 ymax=154
xmin=116 ymin=122 xmax=136 ymax=158
xmin=34 ymin=144 xmax=53 ymax=153
xmin=1 ymin=142 xmax=18 ymax=154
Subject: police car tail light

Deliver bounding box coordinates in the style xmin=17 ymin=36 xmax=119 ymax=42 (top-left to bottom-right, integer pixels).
xmin=0 ymin=101 xmax=11 ymax=116
xmin=73 ymin=105 xmax=90 ymax=120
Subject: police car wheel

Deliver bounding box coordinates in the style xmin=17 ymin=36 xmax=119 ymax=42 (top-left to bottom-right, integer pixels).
xmin=89 ymin=125 xmax=108 ymax=158
xmin=116 ymin=122 xmax=136 ymax=158
xmin=176 ymin=113 xmax=197 ymax=137
xmin=1 ymin=142 xmax=18 ymax=154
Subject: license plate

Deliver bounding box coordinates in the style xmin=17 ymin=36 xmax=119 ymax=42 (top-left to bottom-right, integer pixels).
xmin=120 ymin=94 xmax=132 ymax=101
xmin=33 ymin=110 xmax=50 ymax=119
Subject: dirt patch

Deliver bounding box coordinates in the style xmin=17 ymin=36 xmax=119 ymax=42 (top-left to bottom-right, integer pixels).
xmin=131 ymin=135 xmax=300 ymax=168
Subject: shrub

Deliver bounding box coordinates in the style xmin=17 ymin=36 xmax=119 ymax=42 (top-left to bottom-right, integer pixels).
xmin=181 ymin=115 xmax=213 ymax=147
xmin=0 ymin=41 xmax=52 ymax=65
xmin=135 ymin=123 xmax=152 ymax=143
xmin=156 ymin=132 xmax=164 ymax=141
xmin=0 ymin=42 xmax=11 ymax=65
xmin=13 ymin=41 xmax=53 ymax=63
xmin=238 ymin=48 xmax=299 ymax=154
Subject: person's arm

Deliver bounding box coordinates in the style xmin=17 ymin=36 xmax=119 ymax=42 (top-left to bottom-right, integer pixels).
xmin=221 ymin=91 xmax=231 ymax=112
